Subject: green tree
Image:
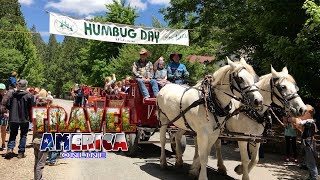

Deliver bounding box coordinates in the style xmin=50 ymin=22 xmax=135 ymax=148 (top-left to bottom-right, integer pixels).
xmin=59 ymin=36 xmax=87 ymax=95
xmin=44 ymin=34 xmax=61 ymax=94
xmin=30 ymin=25 xmax=47 ymax=62
xmin=80 ymin=0 xmax=139 ymax=86
xmin=0 ymin=0 xmax=44 ymax=86
xmin=0 ymin=0 xmax=25 ymax=28
xmin=0 ymin=48 xmax=25 ymax=82
xmin=162 ymin=0 xmax=320 ymax=97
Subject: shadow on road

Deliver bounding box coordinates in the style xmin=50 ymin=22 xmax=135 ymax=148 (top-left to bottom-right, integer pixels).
xmin=208 ymin=142 xmax=307 ymax=180
xmin=0 ymin=152 xmax=18 ymax=160
xmin=113 ymin=142 xmax=236 ymax=180
xmin=114 ymin=144 xmax=175 ymax=159
xmin=112 ymin=135 xmax=307 ymax=179
xmin=139 ymin=162 xmax=235 ymax=180
xmin=25 ymin=144 xmax=33 ymax=149
xmin=257 ymin=158 xmax=307 ymax=179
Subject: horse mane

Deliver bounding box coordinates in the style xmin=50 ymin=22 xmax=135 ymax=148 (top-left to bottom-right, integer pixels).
xmin=240 ymin=61 xmax=257 ymax=78
xmin=194 ymin=61 xmax=257 ymax=88
xmin=213 ymin=61 xmax=257 ymax=85
xmin=193 ymin=65 xmax=231 ymax=88
xmin=259 ymin=73 xmax=296 ymax=88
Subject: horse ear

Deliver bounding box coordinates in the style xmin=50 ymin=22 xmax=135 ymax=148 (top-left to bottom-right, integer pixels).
xmin=282 ymin=66 xmax=289 ymax=75
xmin=271 ymin=65 xmax=279 ymax=77
xmin=240 ymin=57 xmax=247 ymax=64
xmin=226 ymin=56 xmax=231 ymax=62
xmin=227 ymin=57 xmax=236 ymax=69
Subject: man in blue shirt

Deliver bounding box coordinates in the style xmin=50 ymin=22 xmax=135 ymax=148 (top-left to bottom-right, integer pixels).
xmin=167 ymin=53 xmax=189 ymax=84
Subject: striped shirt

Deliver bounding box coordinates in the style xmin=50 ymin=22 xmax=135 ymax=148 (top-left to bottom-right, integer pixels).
xmin=132 ymin=59 xmax=154 ymax=79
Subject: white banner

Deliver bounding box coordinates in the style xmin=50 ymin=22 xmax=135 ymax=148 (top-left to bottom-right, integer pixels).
xmin=49 ymin=12 xmax=189 ymax=46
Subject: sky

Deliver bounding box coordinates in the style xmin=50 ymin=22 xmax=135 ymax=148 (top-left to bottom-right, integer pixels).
xmin=18 ymin=0 xmax=169 ymax=42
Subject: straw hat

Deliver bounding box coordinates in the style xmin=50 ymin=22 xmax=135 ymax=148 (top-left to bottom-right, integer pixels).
xmin=139 ymin=48 xmax=151 ymax=57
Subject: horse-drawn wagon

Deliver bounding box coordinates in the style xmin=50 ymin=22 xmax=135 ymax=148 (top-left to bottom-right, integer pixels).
xmin=86 ymin=80 xmax=186 ymax=157
xmin=78 ymin=58 xmax=307 ymax=180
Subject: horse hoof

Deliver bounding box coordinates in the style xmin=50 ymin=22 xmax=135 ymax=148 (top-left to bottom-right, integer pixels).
xmin=175 ymin=159 xmax=183 ymax=168
xmin=217 ymin=168 xmax=227 ymax=175
xmin=160 ymin=159 xmax=167 ymax=169
xmin=189 ymin=168 xmax=200 ymax=177
xmin=234 ymin=164 xmax=243 ymax=175
xmin=175 ymin=162 xmax=183 ymax=168
xmin=160 ymin=163 xmax=167 ymax=169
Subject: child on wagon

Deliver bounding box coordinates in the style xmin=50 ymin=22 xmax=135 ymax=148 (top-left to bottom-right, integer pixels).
xmin=153 ymin=56 xmax=170 ymax=88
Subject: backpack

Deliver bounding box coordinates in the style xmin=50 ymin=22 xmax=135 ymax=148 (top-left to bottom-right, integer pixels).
xmin=8 ymin=77 xmax=16 ymax=88
xmin=302 ymin=122 xmax=316 ymax=139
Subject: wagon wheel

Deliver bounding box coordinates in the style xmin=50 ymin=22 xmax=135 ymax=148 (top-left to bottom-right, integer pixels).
xmin=124 ymin=132 xmax=139 ymax=157
xmin=170 ymin=134 xmax=186 ymax=155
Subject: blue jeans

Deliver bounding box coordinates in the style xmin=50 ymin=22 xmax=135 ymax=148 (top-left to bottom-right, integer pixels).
xmin=0 ymin=115 xmax=8 ymax=126
xmin=303 ymin=139 xmax=318 ymax=180
xmin=8 ymin=122 xmax=29 ymax=153
xmin=137 ymin=78 xmax=159 ymax=98
xmin=173 ymin=79 xmax=185 ymax=85
xmin=47 ymin=151 xmax=59 ymax=163
xmin=29 ymin=122 xmax=33 ymax=130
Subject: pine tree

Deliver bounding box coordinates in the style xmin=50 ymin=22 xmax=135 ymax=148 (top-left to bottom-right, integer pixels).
xmin=30 ymin=25 xmax=47 ymax=61
xmin=81 ymin=0 xmax=139 ymax=86
xmin=0 ymin=0 xmax=44 ymax=86
xmin=45 ymin=34 xmax=61 ymax=94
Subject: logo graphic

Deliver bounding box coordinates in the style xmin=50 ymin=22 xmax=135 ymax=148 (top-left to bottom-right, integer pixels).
xmin=54 ymin=17 xmax=78 ymax=35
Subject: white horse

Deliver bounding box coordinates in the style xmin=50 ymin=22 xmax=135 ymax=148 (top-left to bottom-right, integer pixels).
xmin=211 ymin=66 xmax=307 ymax=180
xmin=157 ymin=58 xmax=263 ymax=180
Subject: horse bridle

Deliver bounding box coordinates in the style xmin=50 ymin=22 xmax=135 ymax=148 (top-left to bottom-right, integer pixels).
xmin=270 ymin=77 xmax=301 ymax=114
xmin=229 ymin=67 xmax=260 ymax=106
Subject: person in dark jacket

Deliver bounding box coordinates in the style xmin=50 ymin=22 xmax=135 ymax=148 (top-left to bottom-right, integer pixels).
xmin=72 ymin=84 xmax=84 ymax=106
xmin=0 ymin=83 xmax=10 ymax=150
xmin=5 ymin=79 xmax=34 ymax=159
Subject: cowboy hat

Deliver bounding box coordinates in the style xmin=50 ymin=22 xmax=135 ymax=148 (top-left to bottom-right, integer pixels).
xmin=139 ymin=48 xmax=151 ymax=56
xmin=170 ymin=53 xmax=182 ymax=61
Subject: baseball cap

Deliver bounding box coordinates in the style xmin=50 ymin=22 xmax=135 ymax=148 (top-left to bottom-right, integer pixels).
xmin=0 ymin=83 xmax=6 ymax=90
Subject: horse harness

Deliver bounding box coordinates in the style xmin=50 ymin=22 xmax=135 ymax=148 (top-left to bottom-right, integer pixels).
xmin=240 ymin=77 xmax=302 ymax=128
xmin=222 ymin=77 xmax=302 ymax=140
xmin=158 ymin=67 xmax=259 ymax=132
xmin=270 ymin=77 xmax=301 ymax=115
xmin=229 ymin=67 xmax=260 ymax=105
